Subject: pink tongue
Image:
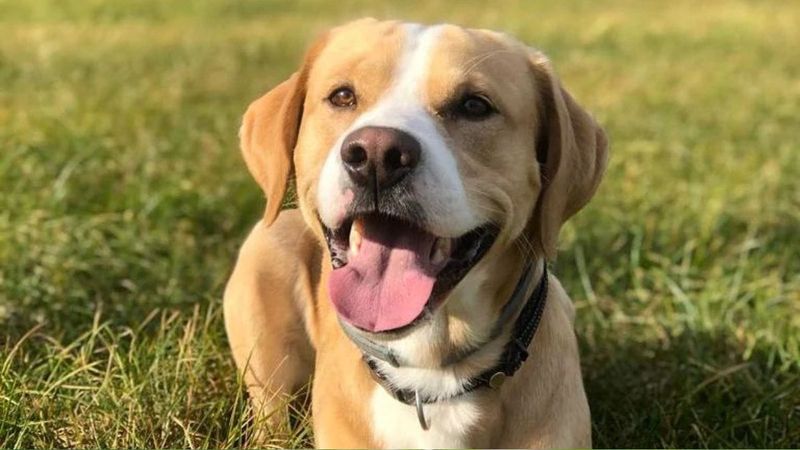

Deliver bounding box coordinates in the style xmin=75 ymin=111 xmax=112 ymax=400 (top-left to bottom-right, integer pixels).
xmin=329 ymin=217 xmax=442 ymax=332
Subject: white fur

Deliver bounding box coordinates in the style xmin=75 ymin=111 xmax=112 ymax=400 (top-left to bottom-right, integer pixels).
xmin=326 ymin=24 xmax=490 ymax=445
xmin=316 ymin=24 xmax=485 ymax=237
xmin=371 ymin=387 xmax=482 ymax=448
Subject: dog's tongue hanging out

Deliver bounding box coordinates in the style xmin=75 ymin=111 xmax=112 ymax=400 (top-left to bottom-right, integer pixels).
xmin=328 ymin=216 xmax=450 ymax=332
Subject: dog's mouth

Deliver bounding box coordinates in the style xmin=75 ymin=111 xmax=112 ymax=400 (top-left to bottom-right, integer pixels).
xmin=322 ymin=214 xmax=498 ymax=333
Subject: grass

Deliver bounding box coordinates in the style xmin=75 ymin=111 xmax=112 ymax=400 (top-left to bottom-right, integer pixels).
xmin=1 ymin=0 xmax=798 ymax=447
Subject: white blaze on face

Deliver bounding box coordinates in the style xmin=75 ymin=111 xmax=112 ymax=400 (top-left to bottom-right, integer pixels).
xmin=316 ymin=24 xmax=485 ymax=238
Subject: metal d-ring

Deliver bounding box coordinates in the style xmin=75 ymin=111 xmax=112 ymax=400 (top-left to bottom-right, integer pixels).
xmin=415 ymin=389 xmax=430 ymax=430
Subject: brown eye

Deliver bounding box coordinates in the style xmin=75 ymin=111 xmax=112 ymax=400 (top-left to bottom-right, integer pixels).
xmin=328 ymin=87 xmax=356 ymax=108
xmin=458 ymin=94 xmax=494 ymax=119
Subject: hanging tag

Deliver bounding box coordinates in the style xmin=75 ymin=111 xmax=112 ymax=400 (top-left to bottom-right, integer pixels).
xmin=415 ymin=389 xmax=430 ymax=430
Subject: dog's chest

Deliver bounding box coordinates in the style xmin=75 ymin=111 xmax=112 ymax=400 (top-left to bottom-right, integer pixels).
xmin=369 ymin=387 xmax=483 ymax=448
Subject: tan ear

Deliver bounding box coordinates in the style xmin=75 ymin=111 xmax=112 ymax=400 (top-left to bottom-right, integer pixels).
xmin=239 ymin=35 xmax=327 ymax=225
xmin=529 ymin=52 xmax=609 ymax=260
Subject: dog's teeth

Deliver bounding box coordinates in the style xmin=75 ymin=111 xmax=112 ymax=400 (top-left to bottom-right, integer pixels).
xmin=349 ymin=220 xmax=363 ymax=256
xmin=430 ymin=238 xmax=452 ymax=266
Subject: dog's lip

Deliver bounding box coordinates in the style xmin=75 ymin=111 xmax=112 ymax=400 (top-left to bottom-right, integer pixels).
xmin=321 ymin=213 xmax=499 ymax=334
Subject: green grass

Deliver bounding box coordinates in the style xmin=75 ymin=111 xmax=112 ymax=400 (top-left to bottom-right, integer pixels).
xmin=1 ymin=0 xmax=798 ymax=447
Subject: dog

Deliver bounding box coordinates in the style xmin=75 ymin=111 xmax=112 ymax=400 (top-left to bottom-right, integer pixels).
xmin=224 ymin=18 xmax=608 ymax=448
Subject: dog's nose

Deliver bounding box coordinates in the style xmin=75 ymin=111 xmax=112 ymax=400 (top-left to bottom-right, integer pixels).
xmin=340 ymin=126 xmax=421 ymax=189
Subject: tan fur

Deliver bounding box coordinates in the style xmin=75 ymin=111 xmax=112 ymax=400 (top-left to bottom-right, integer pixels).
xmin=224 ymin=19 xmax=607 ymax=448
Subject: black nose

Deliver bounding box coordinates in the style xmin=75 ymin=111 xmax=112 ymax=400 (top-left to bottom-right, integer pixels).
xmin=340 ymin=126 xmax=421 ymax=190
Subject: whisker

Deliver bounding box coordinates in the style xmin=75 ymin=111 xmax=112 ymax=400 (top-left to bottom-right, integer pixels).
xmin=460 ymin=49 xmax=519 ymax=76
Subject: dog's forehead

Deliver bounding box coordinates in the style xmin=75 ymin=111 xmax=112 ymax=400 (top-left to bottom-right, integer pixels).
xmin=313 ymin=19 xmax=406 ymax=78
xmin=309 ymin=20 xmax=531 ymax=102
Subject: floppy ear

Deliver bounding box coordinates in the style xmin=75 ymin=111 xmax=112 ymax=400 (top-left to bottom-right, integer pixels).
xmin=529 ymin=51 xmax=609 ymax=260
xmin=239 ymin=35 xmax=327 ymax=225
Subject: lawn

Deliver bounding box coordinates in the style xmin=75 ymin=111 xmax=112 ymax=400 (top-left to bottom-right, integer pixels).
xmin=1 ymin=0 xmax=798 ymax=447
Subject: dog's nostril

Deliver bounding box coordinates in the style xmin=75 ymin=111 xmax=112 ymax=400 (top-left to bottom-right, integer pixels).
xmin=342 ymin=145 xmax=368 ymax=167
xmin=399 ymin=148 xmax=417 ymax=168
xmin=384 ymin=147 xmax=402 ymax=171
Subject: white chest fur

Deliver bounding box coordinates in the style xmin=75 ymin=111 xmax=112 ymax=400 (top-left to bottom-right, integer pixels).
xmin=370 ymin=387 xmax=482 ymax=448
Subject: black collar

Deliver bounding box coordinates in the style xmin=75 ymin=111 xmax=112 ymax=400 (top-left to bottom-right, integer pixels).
xmin=342 ymin=261 xmax=549 ymax=407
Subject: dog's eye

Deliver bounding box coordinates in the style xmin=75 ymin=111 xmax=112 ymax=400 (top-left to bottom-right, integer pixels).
xmin=457 ymin=94 xmax=494 ymax=119
xmin=328 ymin=87 xmax=357 ymax=108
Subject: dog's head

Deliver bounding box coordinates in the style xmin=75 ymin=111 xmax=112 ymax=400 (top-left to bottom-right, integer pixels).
xmin=240 ymin=19 xmax=607 ymax=335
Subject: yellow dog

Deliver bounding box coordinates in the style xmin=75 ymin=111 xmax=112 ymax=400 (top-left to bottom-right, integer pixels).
xmin=225 ymin=18 xmax=608 ymax=448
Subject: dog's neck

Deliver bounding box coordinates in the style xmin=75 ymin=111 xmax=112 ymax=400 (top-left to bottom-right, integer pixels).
xmin=348 ymin=245 xmax=545 ymax=398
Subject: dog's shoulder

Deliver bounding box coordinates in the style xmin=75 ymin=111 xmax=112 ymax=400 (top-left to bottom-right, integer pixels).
xmin=239 ymin=208 xmax=316 ymax=263
xmin=228 ymin=208 xmax=322 ymax=299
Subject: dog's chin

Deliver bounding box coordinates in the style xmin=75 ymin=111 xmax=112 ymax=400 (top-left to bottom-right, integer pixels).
xmin=321 ymin=211 xmax=498 ymax=336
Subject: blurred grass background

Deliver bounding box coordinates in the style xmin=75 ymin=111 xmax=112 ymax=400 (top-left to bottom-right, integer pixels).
xmin=1 ymin=0 xmax=798 ymax=447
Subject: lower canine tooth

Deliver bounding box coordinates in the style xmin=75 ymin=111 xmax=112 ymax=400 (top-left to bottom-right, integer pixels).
xmin=349 ymin=220 xmax=363 ymax=256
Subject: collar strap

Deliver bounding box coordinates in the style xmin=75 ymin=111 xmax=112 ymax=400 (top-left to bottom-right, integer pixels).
xmin=357 ymin=262 xmax=549 ymax=405
xmin=340 ymin=321 xmax=403 ymax=367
